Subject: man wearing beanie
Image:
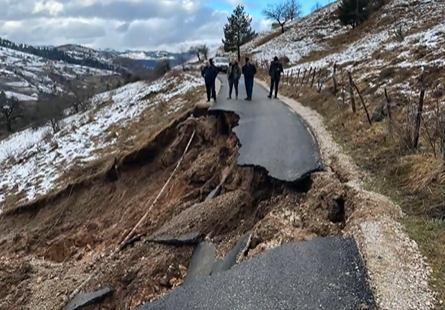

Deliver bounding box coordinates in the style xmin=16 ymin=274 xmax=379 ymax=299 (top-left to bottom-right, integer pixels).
xmin=242 ymin=57 xmax=257 ymax=101
xmin=268 ymin=56 xmax=283 ymax=99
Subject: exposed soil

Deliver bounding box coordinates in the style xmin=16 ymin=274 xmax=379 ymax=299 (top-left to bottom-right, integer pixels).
xmin=0 ymin=106 xmax=370 ymax=310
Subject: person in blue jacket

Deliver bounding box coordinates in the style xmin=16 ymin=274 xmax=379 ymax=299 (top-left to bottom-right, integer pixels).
xmin=268 ymin=56 xmax=284 ymax=99
xmin=242 ymin=57 xmax=257 ymax=101
xmin=201 ymin=59 xmax=218 ymax=102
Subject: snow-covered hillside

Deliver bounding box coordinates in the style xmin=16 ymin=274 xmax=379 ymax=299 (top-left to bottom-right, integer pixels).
xmin=0 ymin=72 xmax=204 ymax=210
xmin=243 ymin=0 xmax=445 ymax=93
xmin=0 ymin=45 xmax=116 ymax=101
xmin=57 ymin=44 xmax=116 ymax=65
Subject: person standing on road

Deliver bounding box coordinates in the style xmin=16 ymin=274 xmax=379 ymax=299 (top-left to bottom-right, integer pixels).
xmin=268 ymin=56 xmax=284 ymax=99
xmin=242 ymin=57 xmax=257 ymax=101
xmin=227 ymin=58 xmax=241 ymax=100
xmin=209 ymin=58 xmax=218 ymax=102
xmin=201 ymin=59 xmax=218 ymax=102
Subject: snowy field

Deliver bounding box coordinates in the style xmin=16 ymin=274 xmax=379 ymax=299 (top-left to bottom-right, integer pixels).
xmin=0 ymin=73 xmax=203 ymax=210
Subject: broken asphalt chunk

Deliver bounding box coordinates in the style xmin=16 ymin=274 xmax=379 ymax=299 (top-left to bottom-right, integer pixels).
xmin=62 ymin=287 xmax=113 ymax=310
xmin=146 ymin=231 xmax=203 ymax=246
xmin=182 ymin=241 xmax=216 ymax=285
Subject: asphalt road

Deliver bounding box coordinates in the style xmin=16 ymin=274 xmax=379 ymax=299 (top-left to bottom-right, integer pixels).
xmin=135 ymin=236 xmax=375 ymax=310
xmin=209 ymin=76 xmax=323 ymax=182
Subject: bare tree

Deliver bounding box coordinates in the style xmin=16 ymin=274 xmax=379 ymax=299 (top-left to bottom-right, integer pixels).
xmin=66 ymin=81 xmax=93 ymax=113
xmin=37 ymin=97 xmax=66 ymax=133
xmin=285 ymin=0 xmax=302 ymax=21
xmin=197 ymin=44 xmax=209 ymax=60
xmin=0 ymin=91 xmax=23 ymax=132
xmin=188 ymin=45 xmax=201 ymax=61
xmin=311 ymin=1 xmax=322 ymax=12
xmin=177 ymin=46 xmax=191 ymax=70
xmin=262 ymin=2 xmax=289 ymax=33
xmin=263 ymin=0 xmax=302 ymax=33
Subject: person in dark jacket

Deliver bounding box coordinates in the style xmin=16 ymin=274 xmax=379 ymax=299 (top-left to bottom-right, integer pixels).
xmin=201 ymin=59 xmax=218 ymax=102
xmin=268 ymin=56 xmax=284 ymax=98
xmin=242 ymin=57 xmax=257 ymax=101
xmin=227 ymin=58 xmax=241 ymax=99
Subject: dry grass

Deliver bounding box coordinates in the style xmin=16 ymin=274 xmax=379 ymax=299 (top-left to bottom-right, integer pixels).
xmin=255 ymin=63 xmax=445 ymax=306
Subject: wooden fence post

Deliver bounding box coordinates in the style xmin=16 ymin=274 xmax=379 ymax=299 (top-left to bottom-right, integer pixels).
xmin=310 ymin=68 xmax=317 ymax=87
xmin=413 ymin=88 xmax=426 ymax=149
xmin=384 ymin=88 xmax=392 ymax=134
xmin=301 ymin=69 xmax=306 ymax=85
xmin=340 ymin=68 xmax=345 ymax=106
xmin=352 ymin=80 xmax=372 ymax=125
xmin=347 ymin=71 xmax=356 ymax=113
xmin=332 ymin=63 xmax=338 ymax=94
xmin=307 ymin=67 xmax=312 ymax=84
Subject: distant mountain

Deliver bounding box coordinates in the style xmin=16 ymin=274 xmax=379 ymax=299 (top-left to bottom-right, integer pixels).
xmin=97 ymin=48 xmax=192 ymax=67
xmin=0 ymin=38 xmax=120 ymax=72
xmin=0 ymin=38 xmax=196 ymax=76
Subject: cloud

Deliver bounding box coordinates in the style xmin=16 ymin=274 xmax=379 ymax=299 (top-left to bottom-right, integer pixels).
xmin=0 ymin=0 xmax=270 ymax=51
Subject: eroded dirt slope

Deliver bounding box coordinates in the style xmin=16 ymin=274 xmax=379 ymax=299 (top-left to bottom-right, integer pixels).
xmin=0 ymin=108 xmax=353 ymax=310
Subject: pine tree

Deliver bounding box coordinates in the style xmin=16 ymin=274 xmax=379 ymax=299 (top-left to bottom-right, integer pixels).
xmin=222 ymin=5 xmax=257 ymax=61
xmin=337 ymin=0 xmax=370 ymax=28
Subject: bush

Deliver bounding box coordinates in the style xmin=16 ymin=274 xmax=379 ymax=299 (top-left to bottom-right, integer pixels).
xmin=391 ymin=25 xmax=405 ymax=42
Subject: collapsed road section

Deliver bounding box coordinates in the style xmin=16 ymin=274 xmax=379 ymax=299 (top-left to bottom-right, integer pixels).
xmin=209 ymin=79 xmax=324 ymax=182
xmin=134 ymin=80 xmax=375 ymax=309
xmin=0 ymin=92 xmax=375 ymax=310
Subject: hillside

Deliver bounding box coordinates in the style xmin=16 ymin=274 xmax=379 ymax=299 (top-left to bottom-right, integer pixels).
xmin=244 ymin=0 xmax=444 ymax=90
xmin=0 ymin=38 xmax=118 ymax=72
xmin=0 ymin=45 xmax=117 ymax=102
xmin=58 ymin=44 xmax=192 ymax=69
xmin=0 ymin=71 xmax=204 ymax=209
xmin=240 ymin=0 xmax=445 ymax=306
xmin=0 ymin=38 xmax=179 ymax=77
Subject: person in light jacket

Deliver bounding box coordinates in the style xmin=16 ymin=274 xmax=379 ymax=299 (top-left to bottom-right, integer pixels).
xmin=268 ymin=56 xmax=284 ymax=99
xmin=227 ymin=58 xmax=241 ymax=100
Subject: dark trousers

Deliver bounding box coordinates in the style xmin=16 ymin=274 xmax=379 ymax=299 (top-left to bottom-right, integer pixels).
xmin=244 ymin=78 xmax=254 ymax=99
xmin=228 ymin=79 xmax=239 ymax=98
xmin=269 ymin=77 xmax=280 ymax=97
xmin=205 ymin=79 xmax=216 ymax=101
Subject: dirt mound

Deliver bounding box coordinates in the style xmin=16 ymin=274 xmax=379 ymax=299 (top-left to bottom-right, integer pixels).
xmin=0 ymin=107 xmax=366 ymax=310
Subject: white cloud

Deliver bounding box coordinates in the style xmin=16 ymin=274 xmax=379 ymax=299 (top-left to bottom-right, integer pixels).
xmin=0 ymin=0 xmax=270 ymax=51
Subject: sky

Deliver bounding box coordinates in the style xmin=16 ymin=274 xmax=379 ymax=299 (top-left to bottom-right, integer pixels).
xmin=0 ymin=0 xmax=332 ymax=52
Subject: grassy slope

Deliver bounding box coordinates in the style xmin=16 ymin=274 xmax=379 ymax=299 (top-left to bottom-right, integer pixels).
xmin=247 ymin=3 xmax=445 ymax=306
